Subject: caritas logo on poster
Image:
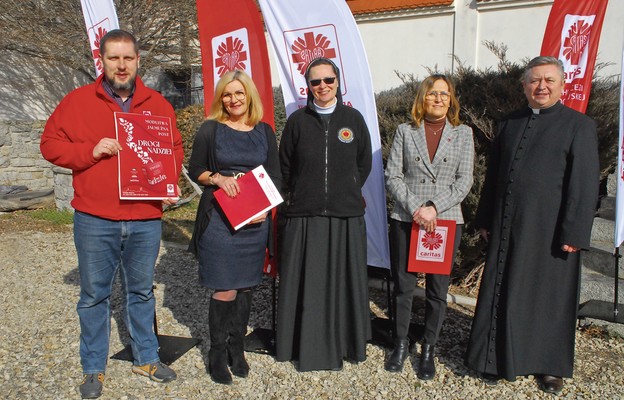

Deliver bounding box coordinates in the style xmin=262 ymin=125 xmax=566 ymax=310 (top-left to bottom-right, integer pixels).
xmin=211 ymin=28 xmax=252 ymax=85
xmin=87 ymin=19 xmax=114 ymax=75
xmin=559 ymin=14 xmax=596 ymax=84
xmin=283 ymin=25 xmax=346 ymax=104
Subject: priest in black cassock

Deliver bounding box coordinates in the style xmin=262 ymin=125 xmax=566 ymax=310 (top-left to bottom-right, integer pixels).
xmin=464 ymin=56 xmax=600 ymax=395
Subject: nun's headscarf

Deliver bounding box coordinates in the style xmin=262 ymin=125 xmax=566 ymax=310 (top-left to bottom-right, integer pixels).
xmin=304 ymin=57 xmax=343 ymax=105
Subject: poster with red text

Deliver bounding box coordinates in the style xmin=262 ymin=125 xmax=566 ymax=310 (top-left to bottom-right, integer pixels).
xmin=115 ymin=112 xmax=179 ymax=200
xmin=408 ymin=219 xmax=456 ymax=275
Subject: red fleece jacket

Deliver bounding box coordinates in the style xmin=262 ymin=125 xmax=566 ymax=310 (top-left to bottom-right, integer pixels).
xmin=40 ymin=75 xmax=183 ymax=220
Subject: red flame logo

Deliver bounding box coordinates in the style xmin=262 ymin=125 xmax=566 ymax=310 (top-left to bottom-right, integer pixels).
xmin=92 ymin=26 xmax=108 ymax=74
xmin=421 ymin=231 xmax=444 ymax=251
xmin=215 ymin=36 xmax=248 ymax=77
xmin=291 ymin=32 xmax=337 ymax=75
xmin=562 ymin=19 xmax=592 ymax=66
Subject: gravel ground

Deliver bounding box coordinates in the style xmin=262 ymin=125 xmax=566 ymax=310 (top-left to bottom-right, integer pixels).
xmin=1 ymin=229 xmax=623 ymax=399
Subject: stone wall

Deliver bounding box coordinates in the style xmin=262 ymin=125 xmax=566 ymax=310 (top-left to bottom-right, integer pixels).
xmin=0 ymin=120 xmax=54 ymax=190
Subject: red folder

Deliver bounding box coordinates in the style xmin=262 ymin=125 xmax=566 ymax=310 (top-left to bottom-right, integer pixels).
xmin=407 ymin=219 xmax=456 ymax=275
xmin=213 ymin=165 xmax=283 ymax=231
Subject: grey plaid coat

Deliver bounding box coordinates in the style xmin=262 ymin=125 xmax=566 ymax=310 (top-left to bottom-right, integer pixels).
xmin=385 ymin=121 xmax=474 ymax=223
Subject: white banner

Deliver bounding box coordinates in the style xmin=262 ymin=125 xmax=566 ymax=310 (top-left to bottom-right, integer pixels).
xmin=80 ymin=0 xmax=119 ymax=76
xmin=615 ymin=34 xmax=624 ymax=248
xmin=258 ymin=0 xmax=390 ymax=268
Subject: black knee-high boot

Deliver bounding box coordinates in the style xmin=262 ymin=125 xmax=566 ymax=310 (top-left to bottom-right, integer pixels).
xmin=228 ymin=291 xmax=251 ymax=378
xmin=209 ymin=298 xmax=235 ymax=384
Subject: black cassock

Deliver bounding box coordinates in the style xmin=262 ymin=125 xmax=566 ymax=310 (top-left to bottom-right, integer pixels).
xmin=465 ymin=102 xmax=599 ymax=380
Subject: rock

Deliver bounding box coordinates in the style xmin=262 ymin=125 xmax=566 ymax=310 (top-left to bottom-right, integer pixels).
xmin=0 ymin=188 xmax=54 ymax=211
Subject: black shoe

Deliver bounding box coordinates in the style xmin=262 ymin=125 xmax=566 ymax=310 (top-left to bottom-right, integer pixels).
xmin=228 ymin=348 xmax=250 ymax=378
xmin=209 ymin=299 xmax=235 ymax=385
xmin=209 ymin=347 xmax=232 ymax=384
xmin=331 ymin=361 xmax=344 ymax=371
xmin=79 ymin=373 xmax=104 ymax=399
xmin=228 ymin=291 xmax=251 ymax=378
xmin=417 ymin=344 xmax=436 ymax=380
xmin=537 ymin=374 xmax=563 ymax=394
xmin=480 ymin=373 xmax=501 ymax=386
xmin=384 ymin=338 xmax=409 ymax=372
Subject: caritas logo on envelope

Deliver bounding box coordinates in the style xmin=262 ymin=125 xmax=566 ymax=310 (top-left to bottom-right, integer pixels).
xmin=416 ymin=227 xmax=449 ymax=262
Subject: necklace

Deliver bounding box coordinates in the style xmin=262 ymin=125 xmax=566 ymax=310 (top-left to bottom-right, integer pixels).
xmin=426 ymin=123 xmax=445 ymax=136
xmin=430 ymin=126 xmax=444 ymax=135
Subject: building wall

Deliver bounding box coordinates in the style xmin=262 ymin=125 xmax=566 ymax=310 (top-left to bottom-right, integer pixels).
xmin=354 ymin=11 xmax=457 ymax=92
xmin=0 ymin=52 xmax=92 ymax=122
xmin=0 ymin=120 xmax=54 ymax=190
xmin=335 ymin=0 xmax=622 ymax=91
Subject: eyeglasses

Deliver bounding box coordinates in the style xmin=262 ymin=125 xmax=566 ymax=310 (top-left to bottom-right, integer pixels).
xmin=309 ymin=77 xmax=336 ymax=87
xmin=425 ymin=91 xmax=450 ymax=101
xmin=222 ymin=90 xmax=246 ymax=102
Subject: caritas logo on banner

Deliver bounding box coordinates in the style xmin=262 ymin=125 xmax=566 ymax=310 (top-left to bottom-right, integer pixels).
xmin=87 ymin=19 xmax=114 ymax=75
xmin=283 ymin=25 xmax=347 ymax=104
xmin=211 ymin=28 xmax=252 ymax=86
xmin=559 ymin=14 xmax=596 ymax=84
xmin=620 ymin=135 xmax=624 ymax=181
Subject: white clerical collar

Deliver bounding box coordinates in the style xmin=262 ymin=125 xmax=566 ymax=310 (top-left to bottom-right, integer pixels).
xmin=531 ymin=101 xmax=561 ymax=114
xmin=313 ymin=98 xmax=338 ymax=114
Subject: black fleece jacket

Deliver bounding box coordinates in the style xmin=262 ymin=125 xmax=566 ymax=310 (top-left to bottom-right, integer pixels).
xmin=279 ymin=102 xmax=372 ymax=217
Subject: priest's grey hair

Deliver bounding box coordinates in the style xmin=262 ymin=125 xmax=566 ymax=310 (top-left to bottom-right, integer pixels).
xmin=523 ymin=56 xmax=565 ymax=82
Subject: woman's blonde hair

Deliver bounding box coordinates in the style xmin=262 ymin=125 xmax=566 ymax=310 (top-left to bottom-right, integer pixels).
xmin=208 ymin=70 xmax=263 ymax=126
xmin=411 ymin=74 xmax=461 ymax=127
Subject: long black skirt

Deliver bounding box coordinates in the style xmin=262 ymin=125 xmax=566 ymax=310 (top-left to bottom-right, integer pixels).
xmin=276 ymin=216 xmax=371 ymax=371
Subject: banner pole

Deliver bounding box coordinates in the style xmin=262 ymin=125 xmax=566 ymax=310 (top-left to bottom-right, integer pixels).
xmin=615 ymin=248 xmax=620 ymax=320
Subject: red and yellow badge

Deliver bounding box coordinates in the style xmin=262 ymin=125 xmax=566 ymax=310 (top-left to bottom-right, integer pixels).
xmin=337 ymin=127 xmax=354 ymax=143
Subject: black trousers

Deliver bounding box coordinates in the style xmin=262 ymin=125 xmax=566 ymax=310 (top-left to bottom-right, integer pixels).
xmin=389 ymin=218 xmax=462 ymax=345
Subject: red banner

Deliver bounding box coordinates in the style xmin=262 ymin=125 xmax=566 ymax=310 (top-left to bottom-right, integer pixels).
xmin=540 ymin=0 xmax=609 ymax=113
xmin=195 ymin=0 xmax=274 ymax=128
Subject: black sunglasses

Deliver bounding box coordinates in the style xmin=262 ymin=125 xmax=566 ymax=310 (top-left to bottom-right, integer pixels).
xmin=309 ymin=77 xmax=336 ymax=87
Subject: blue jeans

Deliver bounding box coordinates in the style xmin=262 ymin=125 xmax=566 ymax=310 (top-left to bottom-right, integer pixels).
xmin=74 ymin=211 xmax=162 ymax=374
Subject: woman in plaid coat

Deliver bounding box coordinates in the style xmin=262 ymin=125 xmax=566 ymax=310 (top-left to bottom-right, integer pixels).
xmin=384 ymin=74 xmax=474 ymax=379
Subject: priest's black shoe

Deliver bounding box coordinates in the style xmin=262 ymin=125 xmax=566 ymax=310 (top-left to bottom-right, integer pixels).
xmin=480 ymin=373 xmax=501 ymax=386
xmin=416 ymin=344 xmax=436 ymax=380
xmin=536 ymin=374 xmax=563 ymax=394
xmin=384 ymin=338 xmax=409 ymax=372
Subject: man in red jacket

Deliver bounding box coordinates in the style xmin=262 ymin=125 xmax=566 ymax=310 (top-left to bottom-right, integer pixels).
xmin=40 ymin=30 xmax=183 ymax=399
